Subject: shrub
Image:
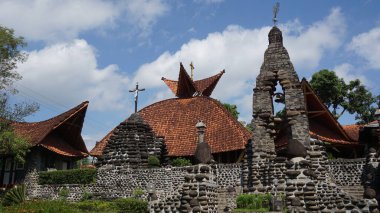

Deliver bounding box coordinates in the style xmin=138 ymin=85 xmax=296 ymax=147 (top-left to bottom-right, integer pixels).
xmin=39 ymin=168 xmax=96 ymax=184
xmin=114 ymin=198 xmax=148 ymax=213
xmin=133 ymin=188 xmax=144 ymax=199
xmin=0 ymin=200 xmax=81 ymax=213
xmin=81 ymin=190 xmax=93 ymax=201
xmin=58 ymin=187 xmax=70 ymax=199
xmin=236 ymin=193 xmax=271 ymax=211
xmin=2 ymin=185 xmax=26 ymax=206
xmin=171 ymin=157 xmax=192 ymax=167
xmin=73 ymin=200 xmax=116 ymax=212
xmin=148 ymin=156 xmax=160 ymax=167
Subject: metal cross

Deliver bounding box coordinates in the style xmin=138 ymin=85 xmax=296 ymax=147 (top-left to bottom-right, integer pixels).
xmin=273 ymin=2 xmax=280 ymax=26
xmin=129 ymin=82 xmax=145 ymax=113
xmin=190 ymin=62 xmax=195 ymax=80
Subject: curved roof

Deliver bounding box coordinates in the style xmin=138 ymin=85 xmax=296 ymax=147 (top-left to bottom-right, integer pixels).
xmin=91 ymin=96 xmax=251 ymax=157
xmin=11 ymin=101 xmax=89 ymax=157
xmin=162 ymin=63 xmax=225 ymax=98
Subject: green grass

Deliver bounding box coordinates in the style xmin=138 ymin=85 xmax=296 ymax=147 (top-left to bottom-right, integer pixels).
xmin=0 ymin=198 xmax=147 ymax=213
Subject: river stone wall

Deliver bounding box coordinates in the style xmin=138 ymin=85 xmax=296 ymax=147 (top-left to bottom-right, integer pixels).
xmin=25 ymin=163 xmax=242 ymax=202
xmin=327 ymin=158 xmax=366 ymax=186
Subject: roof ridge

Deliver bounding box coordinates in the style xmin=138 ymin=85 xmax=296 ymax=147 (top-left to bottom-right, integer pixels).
xmin=301 ymin=79 xmax=354 ymax=142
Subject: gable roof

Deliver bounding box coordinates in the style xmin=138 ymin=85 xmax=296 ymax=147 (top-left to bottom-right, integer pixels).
xmin=162 ymin=63 xmax=225 ymax=98
xmin=11 ymin=101 xmax=89 ymax=157
xmin=91 ymin=97 xmax=251 ymax=157
xmin=276 ymin=80 xmax=359 ymax=150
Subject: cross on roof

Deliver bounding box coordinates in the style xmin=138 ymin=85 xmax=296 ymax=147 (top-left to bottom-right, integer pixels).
xmin=129 ymin=82 xmax=145 ymax=113
xmin=273 ymin=2 xmax=280 ymax=26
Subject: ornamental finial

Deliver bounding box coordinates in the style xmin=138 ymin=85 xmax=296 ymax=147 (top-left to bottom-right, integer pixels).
xmin=272 ymin=2 xmax=280 ymax=26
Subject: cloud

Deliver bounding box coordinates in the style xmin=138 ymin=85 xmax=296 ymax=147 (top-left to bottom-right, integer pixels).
xmin=16 ymin=39 xmax=130 ymax=111
xmin=333 ymin=63 xmax=369 ymax=85
xmin=0 ymin=0 xmax=169 ymax=42
xmin=0 ymin=0 xmax=117 ymax=42
xmin=348 ymin=27 xmax=380 ymax=69
xmin=121 ymin=0 xmax=169 ymax=37
xmin=194 ymin=0 xmax=224 ymax=4
xmin=132 ymin=8 xmax=346 ymax=122
xmin=283 ymin=8 xmax=346 ymax=73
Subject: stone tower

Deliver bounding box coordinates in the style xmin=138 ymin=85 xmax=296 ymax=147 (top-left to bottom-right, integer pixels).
xmin=252 ymin=26 xmax=310 ymax=157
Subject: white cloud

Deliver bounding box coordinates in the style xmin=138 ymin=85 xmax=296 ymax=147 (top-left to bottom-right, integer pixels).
xmin=0 ymin=0 xmax=169 ymax=42
xmin=348 ymin=27 xmax=380 ymax=69
xmin=333 ymin=63 xmax=369 ymax=85
xmin=16 ymin=39 xmax=130 ymax=111
xmin=121 ymin=0 xmax=169 ymax=37
xmin=132 ymin=8 xmax=346 ymax=122
xmin=284 ymin=8 xmax=346 ymax=72
xmin=0 ymin=0 xmax=117 ymax=42
xmin=194 ymin=0 xmax=224 ymax=4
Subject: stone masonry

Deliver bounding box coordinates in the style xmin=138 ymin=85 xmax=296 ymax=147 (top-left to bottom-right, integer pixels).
xmin=97 ymin=113 xmax=163 ymax=168
xmin=252 ymin=26 xmax=309 ymax=157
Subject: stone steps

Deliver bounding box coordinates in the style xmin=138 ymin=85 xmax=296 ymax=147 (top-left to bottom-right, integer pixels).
xmin=339 ymin=185 xmax=364 ymax=199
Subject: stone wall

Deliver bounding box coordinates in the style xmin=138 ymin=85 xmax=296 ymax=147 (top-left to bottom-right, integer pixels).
xmin=328 ymin=158 xmax=366 ymax=186
xmin=215 ymin=164 xmax=241 ymax=189
xmin=26 ymin=164 xmax=242 ymax=202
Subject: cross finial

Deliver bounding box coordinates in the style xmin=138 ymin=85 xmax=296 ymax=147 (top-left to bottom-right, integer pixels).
xmin=190 ymin=62 xmax=194 ymax=80
xmin=272 ymin=2 xmax=280 ymax=26
xmin=129 ymin=82 xmax=145 ymax=113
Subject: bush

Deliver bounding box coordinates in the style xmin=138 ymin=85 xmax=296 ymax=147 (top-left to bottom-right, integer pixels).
xmin=114 ymin=198 xmax=148 ymax=213
xmin=58 ymin=187 xmax=70 ymax=199
xmin=0 ymin=200 xmax=81 ymax=213
xmin=39 ymin=168 xmax=96 ymax=184
xmin=171 ymin=157 xmax=192 ymax=167
xmin=2 ymin=185 xmax=26 ymax=206
xmin=148 ymin=156 xmax=160 ymax=167
xmin=236 ymin=193 xmax=271 ymax=211
xmin=73 ymin=200 xmax=116 ymax=212
xmin=133 ymin=188 xmax=144 ymax=199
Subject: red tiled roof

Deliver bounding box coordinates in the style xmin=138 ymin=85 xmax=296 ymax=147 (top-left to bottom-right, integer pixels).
xmin=11 ymin=101 xmax=89 ymax=157
xmin=90 ymin=131 xmax=113 ymax=157
xmin=162 ymin=63 xmax=225 ymax=98
xmin=342 ymin=124 xmax=362 ymax=142
xmin=91 ymin=97 xmax=251 ymax=157
xmin=40 ymin=134 xmax=88 ymax=157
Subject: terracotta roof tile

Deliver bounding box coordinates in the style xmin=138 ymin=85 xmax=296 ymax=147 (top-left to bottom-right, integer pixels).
xmin=40 ymin=134 xmax=88 ymax=157
xmin=92 ymin=97 xmax=251 ymax=157
xmin=162 ymin=63 xmax=225 ymax=98
xmin=342 ymin=124 xmax=362 ymax=142
xmin=194 ymin=70 xmax=225 ymax=96
xmin=10 ymin=101 xmax=89 ymax=157
xmin=90 ymin=131 xmax=113 ymax=157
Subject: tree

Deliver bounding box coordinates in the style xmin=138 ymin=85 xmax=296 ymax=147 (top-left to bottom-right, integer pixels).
xmin=310 ymin=69 xmax=376 ymax=123
xmin=0 ymin=26 xmax=27 ymax=91
xmin=0 ymin=26 xmax=38 ymax=163
xmin=220 ymin=101 xmax=239 ymax=120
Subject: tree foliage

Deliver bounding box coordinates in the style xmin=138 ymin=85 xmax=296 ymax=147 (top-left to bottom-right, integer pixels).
xmin=0 ymin=26 xmax=27 ymax=91
xmin=0 ymin=122 xmax=30 ymax=163
xmin=310 ymin=69 xmax=376 ymax=124
xmin=0 ymin=26 xmax=38 ymax=162
xmin=221 ymin=102 xmax=239 ymax=120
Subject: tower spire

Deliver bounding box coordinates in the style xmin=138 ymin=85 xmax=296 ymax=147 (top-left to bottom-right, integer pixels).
xmin=272 ymin=2 xmax=280 ymax=26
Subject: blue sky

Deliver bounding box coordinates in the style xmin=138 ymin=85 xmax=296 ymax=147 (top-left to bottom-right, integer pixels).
xmin=1 ymin=0 xmax=380 ymax=150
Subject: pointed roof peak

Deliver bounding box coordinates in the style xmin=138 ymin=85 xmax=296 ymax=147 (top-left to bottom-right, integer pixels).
xmin=162 ymin=63 xmax=225 ymax=98
xmin=268 ymin=26 xmax=283 ymax=45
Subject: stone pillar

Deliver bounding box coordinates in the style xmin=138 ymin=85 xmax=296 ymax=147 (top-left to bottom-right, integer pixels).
xmin=180 ymin=164 xmax=218 ymax=212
